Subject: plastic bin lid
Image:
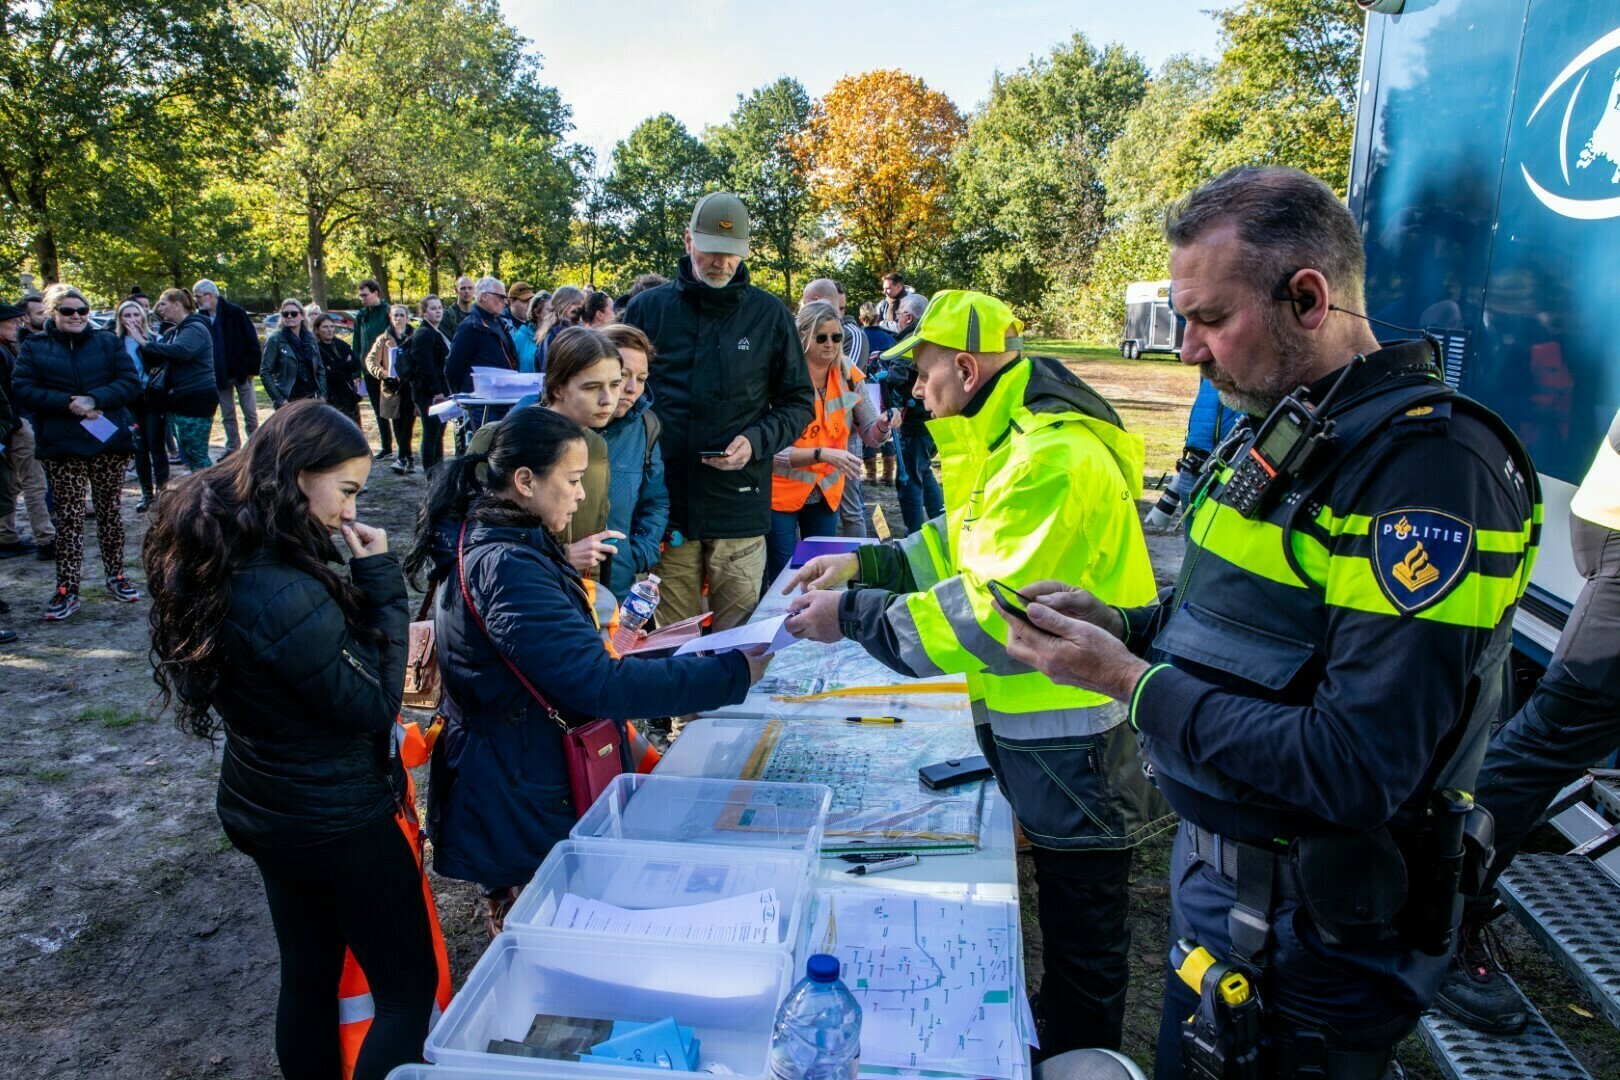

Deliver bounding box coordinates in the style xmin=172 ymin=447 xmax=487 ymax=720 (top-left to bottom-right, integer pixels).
xmin=572 ymin=774 xmax=831 ymax=853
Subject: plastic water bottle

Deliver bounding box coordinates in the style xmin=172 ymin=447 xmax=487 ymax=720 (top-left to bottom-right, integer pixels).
xmin=768 ymin=954 xmax=861 ymax=1080
xmin=611 ymin=575 xmax=661 ymax=653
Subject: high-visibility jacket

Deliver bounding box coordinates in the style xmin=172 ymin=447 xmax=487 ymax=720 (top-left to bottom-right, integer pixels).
xmin=1572 ymin=405 xmax=1620 ymax=531
xmin=337 ymin=718 xmax=452 ymax=1077
xmin=772 ymin=358 xmax=867 ymax=513
xmin=839 ymin=356 xmax=1173 ymax=850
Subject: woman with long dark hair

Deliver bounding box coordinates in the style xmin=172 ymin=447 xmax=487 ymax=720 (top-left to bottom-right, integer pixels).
xmin=403 ymin=406 xmax=769 ymax=934
xmin=313 ymin=312 xmax=364 ymax=427
xmin=144 ymin=400 xmax=436 ymax=1080
xmin=402 ymin=295 xmax=451 ymax=473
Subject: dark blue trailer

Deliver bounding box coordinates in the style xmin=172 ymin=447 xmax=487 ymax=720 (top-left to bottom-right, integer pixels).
xmin=1351 ymin=0 xmax=1620 ymax=666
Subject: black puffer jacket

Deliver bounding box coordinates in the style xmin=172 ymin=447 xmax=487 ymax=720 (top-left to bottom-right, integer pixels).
xmin=622 ymin=258 xmax=814 ymax=539
xmin=141 ymin=313 xmax=220 ymax=418
xmin=13 ymin=322 xmax=141 ymax=459
xmin=212 ymin=549 xmax=411 ymax=848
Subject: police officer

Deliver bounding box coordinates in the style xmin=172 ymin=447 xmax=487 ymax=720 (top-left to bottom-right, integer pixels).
xmin=782 ymin=290 xmax=1174 ymax=1057
xmin=1002 ymin=166 xmax=1539 ymax=1079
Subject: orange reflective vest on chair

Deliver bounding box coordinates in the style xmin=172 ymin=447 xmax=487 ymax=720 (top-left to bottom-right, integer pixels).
xmin=772 ymin=360 xmax=865 ymax=513
xmin=337 ymin=718 xmax=453 ymax=1078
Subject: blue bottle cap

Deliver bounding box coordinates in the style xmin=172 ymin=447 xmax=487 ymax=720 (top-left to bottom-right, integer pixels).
xmin=806 ymin=954 xmax=841 ymax=983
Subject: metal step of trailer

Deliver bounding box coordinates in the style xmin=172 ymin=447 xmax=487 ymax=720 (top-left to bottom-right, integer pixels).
xmin=1417 ymin=974 xmax=1592 ymax=1080
xmin=1498 ymin=853 xmax=1620 ymax=1030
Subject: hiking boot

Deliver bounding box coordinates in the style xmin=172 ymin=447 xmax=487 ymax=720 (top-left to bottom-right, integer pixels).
xmin=35 ymin=541 xmax=56 ymax=561
xmin=0 ymin=540 xmax=36 ymax=559
xmin=880 ymin=456 xmax=896 ymax=485
xmin=44 ymin=589 xmax=80 ymax=621
xmin=374 ymin=447 xmax=393 ymax=460
xmin=1433 ymin=919 xmax=1529 ymax=1034
xmin=106 ymin=574 xmax=141 ymax=603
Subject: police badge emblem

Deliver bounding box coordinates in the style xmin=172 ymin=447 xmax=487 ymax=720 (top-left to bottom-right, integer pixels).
xmin=1371 ymin=509 xmax=1474 ymax=613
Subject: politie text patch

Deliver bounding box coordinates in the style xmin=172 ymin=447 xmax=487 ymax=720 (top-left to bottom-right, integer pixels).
xmin=1371 ymin=509 xmax=1474 ymax=613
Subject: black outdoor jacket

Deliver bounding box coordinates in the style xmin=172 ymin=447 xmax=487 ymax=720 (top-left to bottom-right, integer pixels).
xmin=141 ymin=313 xmax=220 ymax=418
xmin=13 ymin=323 xmax=141 ymax=459
xmin=622 ymin=257 xmax=813 ymax=539
xmin=213 ymin=549 xmax=410 ymax=848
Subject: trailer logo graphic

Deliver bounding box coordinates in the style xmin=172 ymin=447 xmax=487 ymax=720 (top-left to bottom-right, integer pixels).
xmin=1522 ymin=27 xmax=1620 ymax=219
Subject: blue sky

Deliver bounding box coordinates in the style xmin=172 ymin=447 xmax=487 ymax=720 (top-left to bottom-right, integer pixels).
xmin=501 ymin=1 xmax=1227 ymax=158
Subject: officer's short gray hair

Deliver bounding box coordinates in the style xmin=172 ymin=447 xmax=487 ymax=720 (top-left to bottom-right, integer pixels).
xmin=899 ymin=293 xmax=929 ymax=321
xmin=1164 ymin=165 xmax=1366 ymax=309
xmin=475 ymin=276 xmax=505 ymax=299
xmin=192 ymin=279 xmax=219 ymax=298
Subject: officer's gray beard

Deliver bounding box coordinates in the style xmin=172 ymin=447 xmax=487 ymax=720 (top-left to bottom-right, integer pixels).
xmin=1205 ymin=309 xmax=1320 ymax=416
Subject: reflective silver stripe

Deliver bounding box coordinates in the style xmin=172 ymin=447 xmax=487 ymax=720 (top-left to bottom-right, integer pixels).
xmin=775 ymin=464 xmax=824 ymax=484
xmin=970 ymin=696 xmax=1127 ymax=738
xmin=338 ymin=992 xmax=375 ymax=1025
xmin=936 ymin=576 xmax=1031 ymax=676
xmin=899 ymin=518 xmax=945 ymax=587
xmin=886 ymin=601 xmax=948 ymax=677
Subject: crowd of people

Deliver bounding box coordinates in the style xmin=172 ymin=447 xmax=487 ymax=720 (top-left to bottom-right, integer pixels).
xmin=4 ymin=172 xmax=1616 ymax=1080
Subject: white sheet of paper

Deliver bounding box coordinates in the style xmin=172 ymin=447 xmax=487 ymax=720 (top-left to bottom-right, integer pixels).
xmin=674 ymin=613 xmax=795 ymax=657
xmin=864 ymin=381 xmax=883 ymax=414
xmin=550 ymin=888 xmax=780 ymax=945
xmin=428 ymin=398 xmax=464 ymax=420
xmin=386 ymin=346 xmax=399 ymax=377
xmin=80 ymin=415 xmax=119 ymax=443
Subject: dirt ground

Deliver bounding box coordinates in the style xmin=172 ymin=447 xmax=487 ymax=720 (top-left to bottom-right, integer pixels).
xmin=1 ymin=358 xmax=1611 ymax=1077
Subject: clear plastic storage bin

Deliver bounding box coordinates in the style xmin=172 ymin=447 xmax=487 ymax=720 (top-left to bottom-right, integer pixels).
xmin=389 ymin=1068 xmax=565 ymax=1080
xmin=571 ymin=774 xmax=830 ymax=857
xmin=470 ymin=367 xmax=544 ymax=398
xmin=424 ymin=932 xmax=792 ymax=1078
xmin=503 ymin=839 xmax=809 ymax=951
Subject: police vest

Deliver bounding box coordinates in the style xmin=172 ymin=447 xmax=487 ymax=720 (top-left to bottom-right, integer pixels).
xmin=1142 ymin=345 xmax=1541 ymax=838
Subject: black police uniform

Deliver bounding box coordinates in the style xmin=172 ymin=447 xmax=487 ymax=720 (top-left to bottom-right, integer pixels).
xmin=1117 ymin=341 xmax=1540 ymax=1078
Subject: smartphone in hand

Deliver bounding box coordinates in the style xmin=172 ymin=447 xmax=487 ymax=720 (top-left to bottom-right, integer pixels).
xmin=988 ymin=580 xmax=1035 ymax=625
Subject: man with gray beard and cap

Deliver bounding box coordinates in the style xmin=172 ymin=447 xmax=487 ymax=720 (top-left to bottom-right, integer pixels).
xmin=623 ymin=193 xmax=814 ymax=630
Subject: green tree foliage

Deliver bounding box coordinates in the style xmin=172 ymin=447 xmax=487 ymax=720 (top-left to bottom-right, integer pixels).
xmin=1179 ymin=0 xmax=1362 ymax=188
xmin=0 ymin=0 xmax=282 ymax=284
xmin=708 ymin=78 xmax=816 ymax=301
xmin=602 ymin=114 xmax=720 ymax=278
xmin=952 ymin=34 xmax=1149 ymax=319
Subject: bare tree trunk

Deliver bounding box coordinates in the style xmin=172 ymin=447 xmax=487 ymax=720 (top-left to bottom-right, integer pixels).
xmin=306 ymin=205 xmax=328 ymax=309
xmin=367 ymin=246 xmax=390 ymax=302
xmin=490 ymin=250 xmax=502 ymax=279
xmin=422 ymin=233 xmax=441 ymax=297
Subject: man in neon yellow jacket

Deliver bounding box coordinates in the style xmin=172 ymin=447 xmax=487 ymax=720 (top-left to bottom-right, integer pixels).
xmin=784 ymin=290 xmax=1173 ymax=1056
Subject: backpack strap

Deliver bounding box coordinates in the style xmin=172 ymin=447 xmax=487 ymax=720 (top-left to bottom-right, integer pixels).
xmin=641 ymin=409 xmax=662 ymax=473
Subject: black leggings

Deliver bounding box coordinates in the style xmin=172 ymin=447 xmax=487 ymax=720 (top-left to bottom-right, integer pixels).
xmin=234 ymin=813 xmax=438 ymax=1080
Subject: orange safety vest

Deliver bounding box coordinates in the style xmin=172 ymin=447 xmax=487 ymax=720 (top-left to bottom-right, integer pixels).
xmin=337 ymin=718 xmax=453 ymax=1078
xmin=772 ymin=359 xmax=865 ymax=513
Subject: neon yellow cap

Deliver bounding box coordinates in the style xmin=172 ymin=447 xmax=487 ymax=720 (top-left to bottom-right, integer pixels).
xmin=881 ymin=289 xmax=1025 ymax=360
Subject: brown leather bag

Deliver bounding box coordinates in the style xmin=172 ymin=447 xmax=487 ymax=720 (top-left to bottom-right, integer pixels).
xmin=401 ymin=589 xmax=441 ymax=709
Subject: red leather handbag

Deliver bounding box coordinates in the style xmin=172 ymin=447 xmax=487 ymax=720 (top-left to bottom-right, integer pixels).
xmin=456 ymin=522 xmax=623 ymax=818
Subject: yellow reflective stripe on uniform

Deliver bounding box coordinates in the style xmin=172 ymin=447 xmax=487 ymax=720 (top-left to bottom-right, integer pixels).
xmin=1190 ymin=500 xmax=1308 ymax=588
xmin=1324 ymin=557 xmax=1524 ymax=628
xmin=1290 ymin=530 xmax=1330 ymax=588
xmin=1314 ymin=508 xmax=1373 ymax=537
xmin=884 ymin=601 xmax=948 ymax=677
xmin=1476 ymin=523 xmax=1534 ymax=553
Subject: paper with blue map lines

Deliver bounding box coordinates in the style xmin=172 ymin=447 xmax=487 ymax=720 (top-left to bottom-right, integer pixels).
xmin=810 ymin=890 xmax=1026 ymax=1078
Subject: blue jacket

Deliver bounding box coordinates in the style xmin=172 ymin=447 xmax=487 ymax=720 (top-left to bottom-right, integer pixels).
xmin=600 ymin=391 xmax=670 ymax=599
xmin=1185 ymin=378 xmax=1239 ymax=456
xmin=445 ymin=306 xmax=518 ymax=394
xmin=425 ymin=511 xmax=750 ymax=887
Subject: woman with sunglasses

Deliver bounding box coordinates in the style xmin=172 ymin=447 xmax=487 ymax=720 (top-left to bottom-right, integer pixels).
xmin=13 ymin=283 xmax=144 ymax=620
xmin=116 ymin=299 xmax=168 ymax=512
xmin=763 ymin=300 xmax=897 ymax=585
xmin=261 ymin=299 xmax=326 ymax=410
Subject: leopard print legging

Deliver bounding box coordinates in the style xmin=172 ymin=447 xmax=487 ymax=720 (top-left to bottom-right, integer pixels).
xmin=41 ymin=452 xmax=131 ymax=596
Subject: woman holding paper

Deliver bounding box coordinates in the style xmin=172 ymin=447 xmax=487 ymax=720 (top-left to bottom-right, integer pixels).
xmin=762 ymin=301 xmax=895 ymax=586
xmin=403 ymin=406 xmax=768 ymax=935
xmin=364 ymin=303 xmax=417 ymax=475
xmin=13 ymin=283 xmax=142 ymax=620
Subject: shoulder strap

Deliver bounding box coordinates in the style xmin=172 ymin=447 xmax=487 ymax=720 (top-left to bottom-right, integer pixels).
xmin=456 ymin=520 xmax=567 ymax=729
xmin=641 ymin=409 xmax=662 ymax=472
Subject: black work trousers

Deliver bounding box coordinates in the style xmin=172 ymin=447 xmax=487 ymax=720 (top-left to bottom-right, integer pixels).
xmin=231 ymin=812 xmax=438 ymax=1080
xmin=1474 ymin=513 xmax=1620 ymax=897
xmin=364 ymin=372 xmax=392 ymax=455
xmin=1030 ymin=845 xmax=1133 ymax=1057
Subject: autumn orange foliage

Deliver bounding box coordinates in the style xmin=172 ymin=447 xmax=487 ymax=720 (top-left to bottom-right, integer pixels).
xmin=794 ymin=69 xmax=966 ymax=271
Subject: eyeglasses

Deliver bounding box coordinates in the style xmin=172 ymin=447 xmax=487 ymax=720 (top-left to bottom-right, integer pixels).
xmin=814 ymin=331 xmax=844 ymax=344
xmin=57 ymin=305 xmax=89 ymax=317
